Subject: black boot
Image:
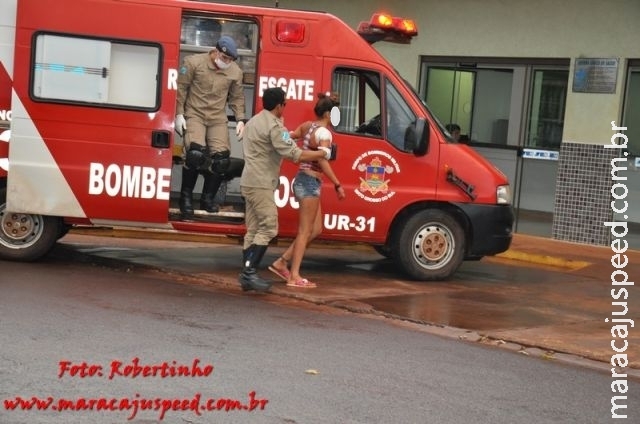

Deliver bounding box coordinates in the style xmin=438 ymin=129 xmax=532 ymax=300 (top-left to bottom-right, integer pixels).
xmin=179 ymin=166 xmax=199 ymax=218
xmin=239 ymin=248 xmax=253 ymax=292
xmin=200 ymin=171 xmax=223 ymax=213
xmin=239 ymin=244 xmax=272 ymax=292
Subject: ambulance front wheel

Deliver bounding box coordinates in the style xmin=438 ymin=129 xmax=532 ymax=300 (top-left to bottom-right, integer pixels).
xmin=0 ymin=187 xmax=62 ymax=262
xmin=392 ymin=209 xmax=465 ymax=281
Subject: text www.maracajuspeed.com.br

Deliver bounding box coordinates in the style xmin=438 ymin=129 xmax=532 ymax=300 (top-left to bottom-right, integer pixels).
xmin=4 ymin=391 xmax=268 ymax=421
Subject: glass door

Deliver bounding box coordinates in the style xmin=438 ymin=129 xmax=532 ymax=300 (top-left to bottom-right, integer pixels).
xmin=525 ymin=69 xmax=568 ymax=149
xmin=618 ymin=64 xmax=640 ymax=232
xmin=425 ymin=68 xmax=474 ymax=141
xmin=516 ymin=67 xmax=569 ymax=235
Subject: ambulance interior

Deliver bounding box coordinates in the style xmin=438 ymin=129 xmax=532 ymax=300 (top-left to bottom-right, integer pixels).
xmin=170 ymin=15 xmax=257 ymax=221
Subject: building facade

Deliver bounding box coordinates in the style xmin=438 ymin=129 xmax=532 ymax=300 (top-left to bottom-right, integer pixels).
xmin=221 ymin=0 xmax=640 ymax=246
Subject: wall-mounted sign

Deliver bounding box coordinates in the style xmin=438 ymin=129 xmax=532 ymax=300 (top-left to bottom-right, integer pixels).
xmin=521 ymin=148 xmax=559 ymax=161
xmin=572 ymin=58 xmax=618 ymax=94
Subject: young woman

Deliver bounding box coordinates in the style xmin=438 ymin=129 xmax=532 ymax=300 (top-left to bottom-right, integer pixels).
xmin=268 ymin=93 xmax=346 ymax=288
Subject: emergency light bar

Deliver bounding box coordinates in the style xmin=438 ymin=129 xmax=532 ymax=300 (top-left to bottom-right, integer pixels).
xmin=357 ymin=13 xmax=418 ymax=44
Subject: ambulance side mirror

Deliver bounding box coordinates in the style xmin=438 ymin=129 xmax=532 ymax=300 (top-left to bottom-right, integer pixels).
xmin=406 ymin=118 xmax=428 ymax=156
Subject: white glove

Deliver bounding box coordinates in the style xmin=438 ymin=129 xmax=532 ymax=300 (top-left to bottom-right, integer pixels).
xmin=236 ymin=121 xmax=245 ymax=140
xmin=174 ymin=114 xmax=186 ymax=137
xmin=318 ymin=146 xmax=331 ymax=160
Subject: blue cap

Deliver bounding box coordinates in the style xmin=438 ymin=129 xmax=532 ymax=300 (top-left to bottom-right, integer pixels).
xmin=216 ymin=36 xmax=238 ymax=60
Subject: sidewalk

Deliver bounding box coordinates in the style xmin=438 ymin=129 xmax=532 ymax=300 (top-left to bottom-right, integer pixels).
xmin=64 ymin=228 xmax=640 ymax=372
xmin=500 ymin=232 xmax=638 ymax=274
xmin=491 ymin=233 xmax=640 ymax=371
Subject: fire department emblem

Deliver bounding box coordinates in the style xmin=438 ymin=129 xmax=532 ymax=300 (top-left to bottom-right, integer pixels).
xmin=352 ymin=150 xmax=400 ymax=203
xmin=358 ymin=157 xmax=393 ymax=195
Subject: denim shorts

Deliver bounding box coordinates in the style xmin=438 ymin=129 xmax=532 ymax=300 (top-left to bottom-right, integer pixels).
xmin=292 ymin=171 xmax=321 ymax=199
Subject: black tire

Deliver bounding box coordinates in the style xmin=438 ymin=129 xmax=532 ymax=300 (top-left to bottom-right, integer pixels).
xmin=373 ymin=244 xmax=393 ymax=259
xmin=57 ymin=224 xmax=72 ymax=240
xmin=391 ymin=209 xmax=465 ymax=281
xmin=0 ymin=187 xmax=62 ymax=261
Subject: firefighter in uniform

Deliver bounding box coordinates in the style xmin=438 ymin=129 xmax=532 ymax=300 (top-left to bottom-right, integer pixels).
xmin=174 ymin=35 xmax=246 ymax=217
xmin=239 ymin=87 xmax=331 ymax=292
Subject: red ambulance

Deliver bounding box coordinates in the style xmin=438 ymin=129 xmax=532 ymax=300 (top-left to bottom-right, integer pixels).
xmin=0 ymin=0 xmax=513 ymax=280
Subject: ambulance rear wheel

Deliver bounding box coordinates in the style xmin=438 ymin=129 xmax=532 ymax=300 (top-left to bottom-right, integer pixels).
xmin=393 ymin=209 xmax=465 ymax=281
xmin=0 ymin=187 xmax=62 ymax=262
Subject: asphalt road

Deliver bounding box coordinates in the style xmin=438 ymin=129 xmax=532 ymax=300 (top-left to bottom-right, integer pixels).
xmin=1 ymin=246 xmax=636 ymax=423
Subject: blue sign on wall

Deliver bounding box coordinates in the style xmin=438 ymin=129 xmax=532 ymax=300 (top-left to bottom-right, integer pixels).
xmin=522 ymin=148 xmax=559 ymax=161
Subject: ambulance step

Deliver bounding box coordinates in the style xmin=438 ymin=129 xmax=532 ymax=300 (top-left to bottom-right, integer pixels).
xmin=168 ymin=208 xmax=245 ymax=223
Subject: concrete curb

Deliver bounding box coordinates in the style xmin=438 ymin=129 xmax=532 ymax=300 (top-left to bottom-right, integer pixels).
xmin=495 ymin=249 xmax=592 ymax=270
xmin=394 ymin=321 xmax=640 ymax=378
